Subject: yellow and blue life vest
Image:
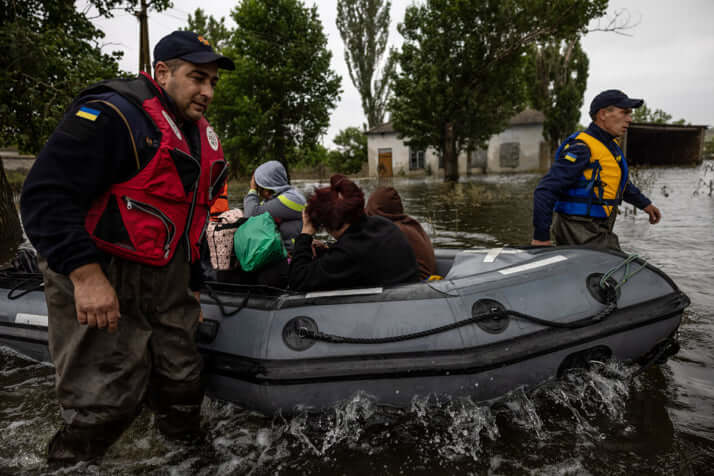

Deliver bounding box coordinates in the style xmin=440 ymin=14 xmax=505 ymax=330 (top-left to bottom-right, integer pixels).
xmin=553 ymin=131 xmax=629 ymax=218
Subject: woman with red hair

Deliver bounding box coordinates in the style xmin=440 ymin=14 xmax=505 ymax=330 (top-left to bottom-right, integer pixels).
xmin=289 ymin=175 xmax=420 ymax=292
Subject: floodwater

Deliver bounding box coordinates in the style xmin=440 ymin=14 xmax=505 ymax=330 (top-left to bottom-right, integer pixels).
xmin=1 ymin=164 xmax=713 ymax=475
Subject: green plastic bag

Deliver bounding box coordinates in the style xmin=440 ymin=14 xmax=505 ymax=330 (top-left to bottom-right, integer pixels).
xmin=233 ymin=212 xmax=287 ymax=272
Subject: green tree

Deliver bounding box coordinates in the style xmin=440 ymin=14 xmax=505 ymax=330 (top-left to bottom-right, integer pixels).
xmin=0 ymin=0 xmax=123 ymax=154
xmin=526 ymin=37 xmax=589 ymax=155
xmin=185 ymin=8 xmax=231 ymax=51
xmin=0 ymin=0 xmax=124 ymax=260
xmin=703 ymin=134 xmax=714 ymax=159
xmin=632 ymin=103 xmax=672 ymax=124
xmin=336 ymin=0 xmax=395 ymax=128
xmin=329 ymin=127 xmax=368 ymax=174
xmin=389 ymin=0 xmax=607 ymax=181
xmin=294 ymin=144 xmax=330 ymax=168
xmin=209 ymin=0 xmax=342 ymax=176
xmin=632 ymin=102 xmax=690 ymax=125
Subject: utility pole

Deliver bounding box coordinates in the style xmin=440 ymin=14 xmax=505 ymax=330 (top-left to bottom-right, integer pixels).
xmin=137 ymin=0 xmax=151 ymax=73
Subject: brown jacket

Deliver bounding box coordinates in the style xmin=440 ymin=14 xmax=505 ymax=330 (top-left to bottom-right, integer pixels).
xmin=366 ymin=186 xmax=436 ymax=280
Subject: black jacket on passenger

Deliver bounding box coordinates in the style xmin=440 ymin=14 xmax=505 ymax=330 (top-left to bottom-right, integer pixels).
xmin=288 ymin=215 xmax=420 ymax=292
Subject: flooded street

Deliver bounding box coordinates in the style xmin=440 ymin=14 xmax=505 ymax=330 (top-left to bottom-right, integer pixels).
xmin=1 ymin=164 xmax=713 ymax=475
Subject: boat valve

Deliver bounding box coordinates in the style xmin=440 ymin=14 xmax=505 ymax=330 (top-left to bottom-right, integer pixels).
xmin=472 ymin=299 xmax=509 ymax=334
xmin=283 ymin=316 xmax=318 ymax=351
xmin=587 ymin=273 xmax=620 ymax=304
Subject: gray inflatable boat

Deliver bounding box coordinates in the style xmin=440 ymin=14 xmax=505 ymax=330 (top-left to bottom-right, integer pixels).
xmin=0 ymin=246 xmax=689 ymax=414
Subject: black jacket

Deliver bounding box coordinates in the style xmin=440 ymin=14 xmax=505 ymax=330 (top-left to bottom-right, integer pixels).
xmin=288 ymin=215 xmax=420 ymax=292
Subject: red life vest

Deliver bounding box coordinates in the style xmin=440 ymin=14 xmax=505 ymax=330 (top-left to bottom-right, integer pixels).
xmin=84 ymin=73 xmax=227 ymax=266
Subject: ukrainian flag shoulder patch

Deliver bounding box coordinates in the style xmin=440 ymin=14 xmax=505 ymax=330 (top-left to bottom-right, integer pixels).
xmin=76 ymin=106 xmax=101 ymax=122
xmin=563 ymin=152 xmax=577 ymax=163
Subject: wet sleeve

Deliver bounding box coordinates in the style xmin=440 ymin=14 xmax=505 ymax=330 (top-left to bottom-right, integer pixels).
xmin=20 ymin=102 xmax=135 ymax=275
xmin=243 ymin=189 xmax=261 ymax=216
xmin=243 ymin=193 xmax=300 ymax=221
xmin=622 ymin=181 xmax=652 ymax=209
xmin=532 ymin=142 xmax=590 ymax=241
xmin=288 ymin=234 xmax=361 ymax=292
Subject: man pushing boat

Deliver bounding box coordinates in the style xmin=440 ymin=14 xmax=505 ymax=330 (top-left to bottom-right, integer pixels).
xmin=532 ymin=89 xmax=662 ymax=250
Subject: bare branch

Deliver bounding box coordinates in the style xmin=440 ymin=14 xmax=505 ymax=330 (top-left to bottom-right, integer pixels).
xmin=586 ymin=9 xmax=640 ymax=37
xmin=100 ymin=41 xmax=128 ymax=49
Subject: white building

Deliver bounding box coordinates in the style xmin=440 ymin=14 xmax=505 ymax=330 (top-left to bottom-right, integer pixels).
xmin=365 ymin=109 xmax=549 ymax=177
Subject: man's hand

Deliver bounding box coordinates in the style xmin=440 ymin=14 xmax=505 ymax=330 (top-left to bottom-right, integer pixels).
xmin=250 ymin=174 xmax=257 ymax=191
xmin=301 ymin=208 xmax=316 ymax=235
xmin=643 ymin=204 xmax=662 ymax=224
xmin=69 ymin=263 xmax=120 ymax=332
xmin=531 ymin=239 xmax=552 ymax=246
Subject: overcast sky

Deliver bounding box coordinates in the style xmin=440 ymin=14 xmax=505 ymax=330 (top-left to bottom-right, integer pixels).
xmin=86 ymin=0 xmax=714 ymax=146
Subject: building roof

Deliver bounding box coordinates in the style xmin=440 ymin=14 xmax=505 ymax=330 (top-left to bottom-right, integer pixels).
xmin=365 ymin=109 xmax=546 ymax=135
xmin=365 ymin=122 xmax=396 ymax=135
xmin=508 ymin=108 xmax=545 ymax=126
xmin=629 ymin=122 xmax=708 ymax=131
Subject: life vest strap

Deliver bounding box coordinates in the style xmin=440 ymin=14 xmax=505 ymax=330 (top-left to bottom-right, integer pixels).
xmin=86 ymin=99 xmax=140 ymax=170
xmin=564 ymin=196 xmax=621 ymax=206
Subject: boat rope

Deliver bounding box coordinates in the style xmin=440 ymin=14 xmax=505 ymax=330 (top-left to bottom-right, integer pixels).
xmin=202 ymin=281 xmax=298 ymax=317
xmin=600 ymin=253 xmax=648 ymax=291
xmin=5 ymin=275 xmax=44 ymax=300
xmin=204 ymin=282 xmax=252 ymax=317
xmin=300 ymin=254 xmax=655 ymax=344
xmin=298 ymin=297 xmax=618 ymax=345
xmin=628 ymin=337 xmax=680 ymax=380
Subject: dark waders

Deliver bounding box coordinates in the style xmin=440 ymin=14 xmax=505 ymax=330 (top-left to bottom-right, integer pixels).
xmin=40 ymin=242 xmax=203 ymax=464
xmin=552 ymin=209 xmax=621 ymax=251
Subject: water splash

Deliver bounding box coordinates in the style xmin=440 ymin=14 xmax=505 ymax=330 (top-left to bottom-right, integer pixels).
xmin=172 ymin=363 xmax=643 ymax=471
xmin=286 ymin=391 xmax=377 ymax=456
xmin=501 ymin=387 xmax=545 ymax=439
xmin=0 ymin=353 xmax=676 ymax=474
xmin=533 ymin=360 xmax=633 ymax=437
xmin=439 ymin=397 xmax=499 ymax=461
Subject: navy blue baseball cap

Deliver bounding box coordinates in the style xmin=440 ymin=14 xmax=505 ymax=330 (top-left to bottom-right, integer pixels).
xmin=153 ymin=30 xmax=235 ymax=70
xmin=589 ymin=90 xmax=643 ymax=118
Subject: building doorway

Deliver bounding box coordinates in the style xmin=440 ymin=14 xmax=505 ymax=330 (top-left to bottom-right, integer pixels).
xmin=378 ymin=148 xmax=393 ymax=177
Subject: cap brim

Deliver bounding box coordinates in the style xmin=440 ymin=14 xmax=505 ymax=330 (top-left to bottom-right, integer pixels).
xmin=616 ymin=98 xmax=644 ymax=109
xmin=180 ymin=51 xmax=235 ymax=70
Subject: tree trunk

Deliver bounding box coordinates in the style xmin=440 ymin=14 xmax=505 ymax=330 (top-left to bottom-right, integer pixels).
xmin=443 ymin=122 xmax=459 ymax=182
xmin=0 ymin=161 xmax=23 ymax=264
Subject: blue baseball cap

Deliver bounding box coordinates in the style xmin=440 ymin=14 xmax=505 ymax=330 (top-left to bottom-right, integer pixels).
xmin=589 ymin=90 xmax=643 ymax=118
xmin=153 ymin=30 xmax=235 ymax=70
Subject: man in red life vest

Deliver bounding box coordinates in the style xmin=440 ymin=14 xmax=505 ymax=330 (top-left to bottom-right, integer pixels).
xmin=20 ymin=31 xmax=234 ymax=464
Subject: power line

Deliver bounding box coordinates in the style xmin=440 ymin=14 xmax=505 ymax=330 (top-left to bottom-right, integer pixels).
xmin=162 ymin=11 xmax=188 ymax=23
xmin=169 ymin=6 xmax=192 ymax=16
